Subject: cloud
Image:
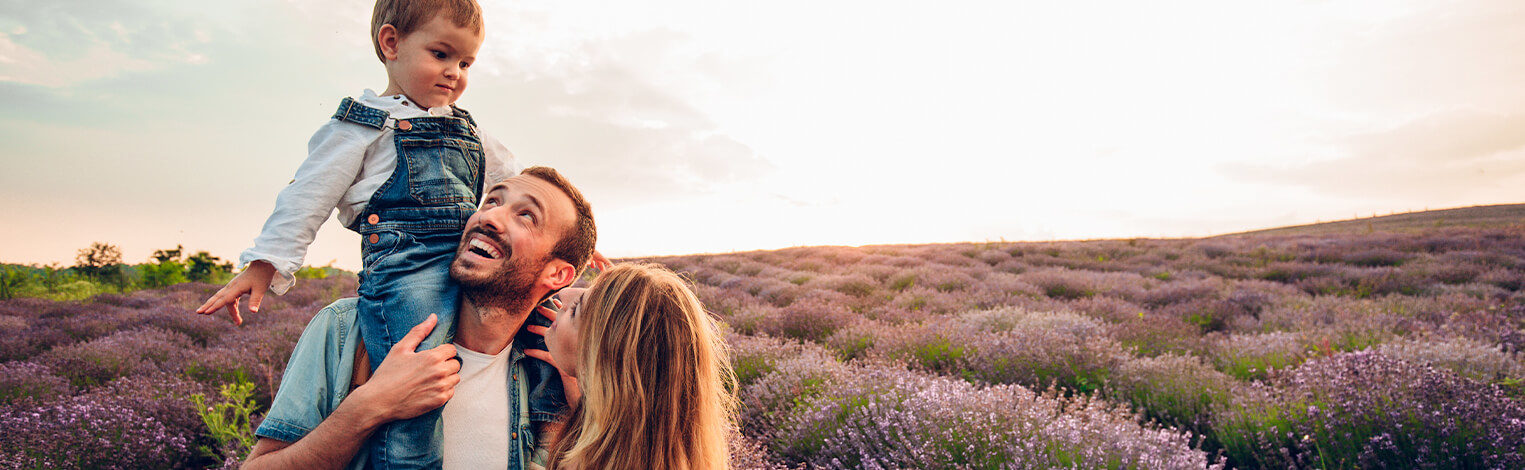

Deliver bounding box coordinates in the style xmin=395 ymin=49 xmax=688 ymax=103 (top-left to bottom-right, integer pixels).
xmin=470 ymin=27 xmax=774 ymax=205
xmin=0 ymin=1 xmax=216 ymax=86
xmin=1225 ymin=110 xmax=1525 ymax=201
xmin=1307 ymin=1 xmax=1525 ymax=115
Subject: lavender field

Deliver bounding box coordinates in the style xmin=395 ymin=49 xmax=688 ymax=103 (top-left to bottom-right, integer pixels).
xmin=3 ymin=221 xmax=1524 ymax=468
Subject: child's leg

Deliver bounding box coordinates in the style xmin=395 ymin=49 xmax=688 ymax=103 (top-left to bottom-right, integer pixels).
xmin=356 ymin=230 xmax=459 ymax=469
xmin=519 ymin=297 xmax=568 ymax=424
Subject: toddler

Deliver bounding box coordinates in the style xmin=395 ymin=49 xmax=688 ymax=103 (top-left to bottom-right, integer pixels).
xmin=195 ymin=0 xmax=592 ymax=467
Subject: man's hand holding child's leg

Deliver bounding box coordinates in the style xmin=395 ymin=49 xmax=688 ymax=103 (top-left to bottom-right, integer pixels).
xmin=195 ymin=260 xmax=276 ymax=325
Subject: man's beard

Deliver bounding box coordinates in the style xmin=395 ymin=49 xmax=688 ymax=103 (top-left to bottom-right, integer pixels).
xmin=451 ymin=244 xmax=545 ymax=319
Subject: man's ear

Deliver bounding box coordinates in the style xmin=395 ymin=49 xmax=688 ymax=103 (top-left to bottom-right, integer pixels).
xmin=377 ymin=24 xmax=401 ymax=61
xmin=539 ymin=259 xmax=577 ymax=291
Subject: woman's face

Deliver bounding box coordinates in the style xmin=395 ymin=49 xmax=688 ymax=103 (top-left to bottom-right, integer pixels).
xmin=546 ymin=288 xmax=587 ymax=378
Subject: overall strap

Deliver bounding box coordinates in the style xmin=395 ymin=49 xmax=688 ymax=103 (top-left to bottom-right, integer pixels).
xmin=449 ymin=104 xmax=479 ymax=127
xmin=332 ymin=97 xmax=390 ymax=130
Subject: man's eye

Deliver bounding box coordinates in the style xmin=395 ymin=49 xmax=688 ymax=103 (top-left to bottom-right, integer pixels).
xmin=432 ymin=51 xmax=447 ymax=59
xmin=520 ymin=211 xmax=536 ymax=223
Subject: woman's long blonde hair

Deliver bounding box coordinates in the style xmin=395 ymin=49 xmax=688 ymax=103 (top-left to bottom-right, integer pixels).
xmin=547 ymin=263 xmax=738 ymax=470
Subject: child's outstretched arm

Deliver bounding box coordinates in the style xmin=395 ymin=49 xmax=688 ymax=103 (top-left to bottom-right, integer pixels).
xmin=198 ymin=115 xmax=372 ymax=324
xmin=197 ymin=260 xmax=276 ymax=325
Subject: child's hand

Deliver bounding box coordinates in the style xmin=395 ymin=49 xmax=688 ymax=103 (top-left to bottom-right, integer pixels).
xmin=195 ymin=260 xmax=276 ymax=326
xmin=588 ymin=250 xmax=612 ymax=272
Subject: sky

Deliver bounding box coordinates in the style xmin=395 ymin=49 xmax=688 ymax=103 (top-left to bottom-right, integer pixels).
xmin=2 ymin=0 xmax=1523 ymax=270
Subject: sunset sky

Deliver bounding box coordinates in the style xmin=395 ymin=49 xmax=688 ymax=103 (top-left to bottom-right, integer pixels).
xmin=2 ymin=0 xmax=1523 ymax=270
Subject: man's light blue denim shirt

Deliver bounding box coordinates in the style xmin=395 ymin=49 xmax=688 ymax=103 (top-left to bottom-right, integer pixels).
xmin=254 ymin=298 xmax=547 ymax=469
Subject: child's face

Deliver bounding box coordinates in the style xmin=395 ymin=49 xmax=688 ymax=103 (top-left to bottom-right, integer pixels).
xmin=381 ymin=15 xmax=483 ymax=109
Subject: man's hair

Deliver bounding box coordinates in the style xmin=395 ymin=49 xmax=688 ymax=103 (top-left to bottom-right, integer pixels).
xmin=371 ymin=0 xmax=484 ymax=62
xmin=521 ymin=166 xmax=597 ymax=276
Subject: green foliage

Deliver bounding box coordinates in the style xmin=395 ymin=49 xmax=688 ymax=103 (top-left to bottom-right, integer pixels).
xmin=912 ymin=337 xmax=966 ymax=372
xmin=186 ymin=251 xmax=232 ymax=283
xmin=50 ymin=280 xmax=106 ymax=301
xmin=732 ymin=354 xmax=777 ymax=388
xmin=887 ymin=272 xmax=917 ymax=291
xmin=39 ymin=263 xmax=67 ymax=290
xmin=2 ymin=243 xmax=284 ymax=301
xmin=1043 ymin=283 xmax=1094 ymax=300
xmin=1213 ymin=393 xmax=1307 ymax=468
xmin=295 ymin=265 xmax=329 ymax=280
xmin=0 ymin=267 xmax=25 ymax=300
xmin=827 ymin=332 xmax=875 ymax=362
xmin=1218 ymin=350 xmax=1307 ymax=381
xmin=140 ymin=259 xmax=188 ymax=289
xmin=830 ymin=278 xmax=877 ymax=298
xmin=191 ymin=375 xmax=261 ymax=462
xmin=1109 ymin=355 xmax=1231 ymax=441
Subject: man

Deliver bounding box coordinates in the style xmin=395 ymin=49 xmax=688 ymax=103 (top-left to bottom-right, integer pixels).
xmin=243 ymin=167 xmax=597 ymax=469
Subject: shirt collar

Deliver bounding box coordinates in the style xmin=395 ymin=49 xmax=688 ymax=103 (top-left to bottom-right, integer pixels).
xmin=357 ymin=88 xmax=456 ymax=117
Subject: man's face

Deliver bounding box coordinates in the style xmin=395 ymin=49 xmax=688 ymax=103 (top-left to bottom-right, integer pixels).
xmin=449 ymin=175 xmax=578 ymax=307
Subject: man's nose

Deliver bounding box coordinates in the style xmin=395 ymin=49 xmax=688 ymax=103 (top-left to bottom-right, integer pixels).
xmin=477 ymin=205 xmax=509 ymax=233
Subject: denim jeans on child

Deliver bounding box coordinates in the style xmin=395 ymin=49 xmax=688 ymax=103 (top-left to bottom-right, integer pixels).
xmin=334 ymin=98 xmax=563 ymax=469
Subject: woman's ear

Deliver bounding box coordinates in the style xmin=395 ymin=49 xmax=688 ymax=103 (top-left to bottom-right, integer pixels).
xmin=540 ymin=259 xmax=577 ymax=291
xmin=377 ymin=24 xmax=401 ymax=61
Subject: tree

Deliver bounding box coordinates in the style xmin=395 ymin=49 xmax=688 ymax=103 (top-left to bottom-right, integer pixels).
xmin=75 ymin=242 xmax=124 ymax=284
xmin=0 ymin=267 xmax=26 ymax=300
xmin=40 ymin=263 xmax=64 ymax=290
xmin=187 ymin=251 xmax=231 ymax=283
xmin=152 ymin=245 xmax=185 ymax=264
xmin=142 ymin=246 xmax=188 ymax=289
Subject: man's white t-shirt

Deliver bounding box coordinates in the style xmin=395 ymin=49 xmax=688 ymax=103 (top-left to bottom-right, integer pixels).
xmin=442 ymin=343 xmax=512 ymax=469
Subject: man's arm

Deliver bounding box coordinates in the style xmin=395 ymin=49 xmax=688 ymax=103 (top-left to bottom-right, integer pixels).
xmin=244 ymin=315 xmax=461 ymax=469
xmin=243 ymin=397 xmax=388 ymax=469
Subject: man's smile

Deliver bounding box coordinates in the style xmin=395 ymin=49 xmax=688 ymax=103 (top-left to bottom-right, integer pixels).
xmin=464 ymin=229 xmax=506 ymax=261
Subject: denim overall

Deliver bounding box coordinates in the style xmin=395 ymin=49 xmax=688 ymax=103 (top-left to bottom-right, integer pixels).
xmin=332 ymin=97 xmax=562 ymax=469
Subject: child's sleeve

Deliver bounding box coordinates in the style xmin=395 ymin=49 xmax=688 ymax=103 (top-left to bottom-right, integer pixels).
xmin=238 ymin=121 xmax=374 ymax=295
xmin=482 ymin=133 xmax=521 ymax=188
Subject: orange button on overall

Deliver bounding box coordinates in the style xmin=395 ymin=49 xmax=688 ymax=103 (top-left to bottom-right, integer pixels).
xmin=368 ymin=234 xmax=379 ymax=244
xmin=367 ymin=214 xmax=380 ymax=224
xmin=397 ymin=120 xmax=412 ymax=131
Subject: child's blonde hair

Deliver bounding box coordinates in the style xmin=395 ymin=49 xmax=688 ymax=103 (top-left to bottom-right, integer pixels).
xmin=370 ymin=0 xmax=484 ymax=62
xmin=548 ymin=263 xmax=738 ymax=470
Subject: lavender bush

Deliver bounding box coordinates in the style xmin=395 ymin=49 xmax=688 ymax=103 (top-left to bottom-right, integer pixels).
xmin=0 ymin=361 xmax=71 ymax=406
xmin=1374 ymin=336 xmax=1525 ymax=394
xmin=1107 ymin=354 xmax=1232 ymax=438
xmin=866 ymin=308 xmax=1125 ymax=394
xmin=773 ymin=365 xmax=1222 ymax=469
xmin=0 ymin=395 xmax=194 ymax=469
xmin=1209 ymin=331 xmax=1310 ymax=380
xmin=4 ymin=224 xmax=1523 ymax=467
xmin=1214 ymin=351 xmax=1525 ymax=469
xmin=0 ymin=276 xmax=356 ymax=469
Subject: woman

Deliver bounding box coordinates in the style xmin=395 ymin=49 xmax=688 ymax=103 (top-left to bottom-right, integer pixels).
xmin=526 ymin=263 xmax=738 ymax=470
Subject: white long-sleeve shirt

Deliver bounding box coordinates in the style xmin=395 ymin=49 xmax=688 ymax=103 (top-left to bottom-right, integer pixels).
xmin=239 ymin=89 xmax=519 ymax=294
